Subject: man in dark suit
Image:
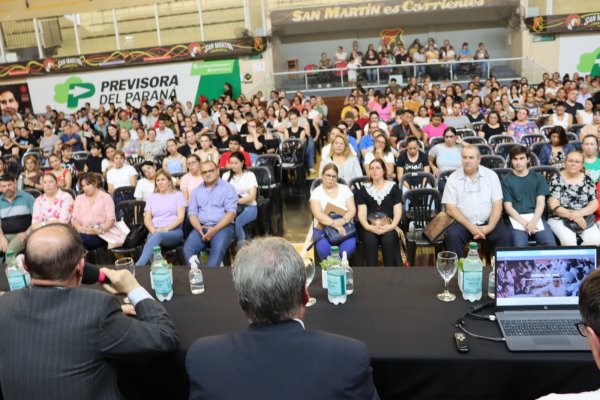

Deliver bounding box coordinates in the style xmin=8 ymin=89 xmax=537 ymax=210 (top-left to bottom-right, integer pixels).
xmin=0 ymin=223 xmax=178 ymax=400
xmin=186 ymin=237 xmax=379 ymax=400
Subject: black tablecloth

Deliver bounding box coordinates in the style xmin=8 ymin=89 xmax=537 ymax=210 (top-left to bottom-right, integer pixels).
xmin=2 ymin=267 xmax=598 ymax=400
xmin=126 ymin=266 xmax=598 ymax=400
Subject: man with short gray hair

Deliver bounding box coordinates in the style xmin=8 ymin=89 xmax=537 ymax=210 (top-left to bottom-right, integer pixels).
xmin=443 ymin=144 xmax=511 ymax=256
xmin=185 ymin=237 xmax=379 ymax=400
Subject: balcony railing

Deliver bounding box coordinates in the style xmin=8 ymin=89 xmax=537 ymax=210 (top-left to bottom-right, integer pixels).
xmin=248 ymin=57 xmax=551 ymax=95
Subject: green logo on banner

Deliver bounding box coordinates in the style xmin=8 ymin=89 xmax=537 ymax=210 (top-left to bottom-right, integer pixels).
xmin=191 ymin=60 xmax=235 ymax=76
xmin=54 ymin=77 xmax=96 ymax=109
xmin=591 ymin=53 xmax=600 ymax=77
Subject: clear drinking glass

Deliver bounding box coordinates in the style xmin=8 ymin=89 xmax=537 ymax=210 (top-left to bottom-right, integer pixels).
xmin=304 ymin=257 xmax=316 ymax=307
xmin=115 ymin=257 xmax=136 ymax=277
xmin=114 ymin=257 xmax=136 ymax=304
xmin=437 ymin=251 xmax=458 ymax=302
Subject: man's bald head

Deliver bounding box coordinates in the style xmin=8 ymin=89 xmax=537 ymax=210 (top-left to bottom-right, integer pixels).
xmin=25 ymin=224 xmax=84 ymax=281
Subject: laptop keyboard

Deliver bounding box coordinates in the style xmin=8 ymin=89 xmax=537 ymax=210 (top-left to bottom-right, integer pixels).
xmin=501 ymin=319 xmax=580 ymax=337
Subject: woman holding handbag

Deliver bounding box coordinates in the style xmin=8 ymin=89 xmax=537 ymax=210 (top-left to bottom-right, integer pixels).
xmin=357 ymin=159 xmax=403 ymax=266
xmin=309 ymin=163 xmax=356 ymax=261
xmin=547 ymin=151 xmax=600 ymax=246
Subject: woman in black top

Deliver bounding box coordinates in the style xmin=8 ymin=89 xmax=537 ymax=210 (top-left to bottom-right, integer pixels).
xmin=0 ymin=134 xmax=19 ymax=157
xmin=357 ymin=159 xmax=403 ymax=266
xmin=84 ymin=142 xmax=105 ymax=174
xmin=477 ymin=111 xmax=504 ymax=141
xmin=241 ymin=118 xmax=266 ymax=164
xmin=212 ymin=124 xmax=231 ymax=153
xmin=104 ymin=124 xmax=120 ymax=147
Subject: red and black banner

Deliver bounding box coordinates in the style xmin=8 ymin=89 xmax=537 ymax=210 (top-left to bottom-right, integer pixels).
xmin=0 ymin=37 xmax=267 ymax=81
xmin=525 ymin=12 xmax=600 ymax=34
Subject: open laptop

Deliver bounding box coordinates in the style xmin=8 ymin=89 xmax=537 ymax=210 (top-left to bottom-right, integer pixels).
xmin=494 ymin=246 xmax=597 ymax=352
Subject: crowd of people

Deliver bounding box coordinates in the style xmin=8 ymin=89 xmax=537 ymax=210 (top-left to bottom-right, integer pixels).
xmin=315 ymin=38 xmax=491 ymax=86
xmin=0 ymin=68 xmax=600 ymax=268
xmin=1 ymin=59 xmax=600 ymax=399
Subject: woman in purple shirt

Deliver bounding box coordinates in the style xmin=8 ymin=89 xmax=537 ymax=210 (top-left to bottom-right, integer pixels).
xmin=136 ymin=169 xmax=187 ymax=265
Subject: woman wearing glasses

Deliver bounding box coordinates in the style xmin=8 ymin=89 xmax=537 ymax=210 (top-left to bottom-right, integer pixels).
xmin=241 ymin=118 xmax=265 ymax=165
xmin=363 ymin=132 xmax=396 ymax=180
xmin=428 ymin=127 xmax=462 ymax=177
xmin=547 ymin=151 xmax=600 ymax=246
xmin=356 ymin=159 xmax=403 ymax=266
xmin=310 ymin=163 xmax=356 ymax=260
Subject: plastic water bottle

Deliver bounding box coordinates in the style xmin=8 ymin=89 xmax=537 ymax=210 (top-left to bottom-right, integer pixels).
xmin=327 ymin=246 xmax=346 ymax=305
xmin=342 ymin=251 xmax=353 ymax=295
xmin=150 ymin=246 xmax=173 ymax=302
xmin=488 ymin=256 xmax=496 ymax=299
xmin=5 ymin=251 xmax=29 ymax=291
xmin=462 ymin=242 xmax=483 ymax=302
xmin=188 ymin=255 xmax=205 ymax=295
xmin=200 ymin=251 xmax=208 ymax=268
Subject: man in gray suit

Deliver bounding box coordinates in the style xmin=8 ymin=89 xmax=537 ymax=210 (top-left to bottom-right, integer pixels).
xmin=186 ymin=237 xmax=379 ymax=400
xmin=0 ymin=223 xmax=178 ymax=400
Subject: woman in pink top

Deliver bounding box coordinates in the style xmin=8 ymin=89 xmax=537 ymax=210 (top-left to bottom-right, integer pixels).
xmin=180 ymin=154 xmax=204 ymax=203
xmin=26 ymin=174 xmax=74 ymax=236
xmin=71 ymin=172 xmax=115 ymax=250
xmin=422 ymin=109 xmax=448 ymax=145
xmin=372 ymin=93 xmax=392 ymax=123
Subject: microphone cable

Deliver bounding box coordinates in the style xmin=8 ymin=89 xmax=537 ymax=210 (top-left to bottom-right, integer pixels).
xmin=454 ymin=301 xmax=505 ymax=343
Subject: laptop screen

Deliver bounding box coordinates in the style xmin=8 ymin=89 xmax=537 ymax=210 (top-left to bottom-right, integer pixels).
xmin=495 ymin=246 xmax=598 ymax=307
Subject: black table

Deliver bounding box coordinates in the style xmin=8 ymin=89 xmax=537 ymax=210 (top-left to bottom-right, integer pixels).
xmin=122 ymin=266 xmax=598 ymax=400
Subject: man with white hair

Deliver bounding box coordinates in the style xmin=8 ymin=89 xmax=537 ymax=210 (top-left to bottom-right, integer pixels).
xmin=186 ymin=237 xmax=379 ymax=400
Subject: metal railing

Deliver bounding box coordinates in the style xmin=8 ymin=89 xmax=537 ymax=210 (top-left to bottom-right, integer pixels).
xmin=254 ymin=57 xmax=551 ymax=94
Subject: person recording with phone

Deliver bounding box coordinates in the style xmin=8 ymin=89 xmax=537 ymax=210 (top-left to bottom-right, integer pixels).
xmin=0 ymin=223 xmax=178 ymax=400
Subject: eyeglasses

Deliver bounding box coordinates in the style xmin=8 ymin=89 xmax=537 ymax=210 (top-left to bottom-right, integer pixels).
xmin=575 ymin=322 xmax=588 ymax=337
xmin=323 ymin=174 xmax=338 ymax=179
xmin=200 ymin=169 xmax=216 ymax=175
xmin=444 ymin=135 xmax=456 ymax=139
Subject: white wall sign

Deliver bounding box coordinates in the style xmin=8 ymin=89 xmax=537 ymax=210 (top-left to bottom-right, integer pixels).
xmin=27 ymin=62 xmax=200 ymax=114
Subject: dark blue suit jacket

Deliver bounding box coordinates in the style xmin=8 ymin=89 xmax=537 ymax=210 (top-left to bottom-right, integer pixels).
xmin=186 ymin=319 xmax=379 ymax=400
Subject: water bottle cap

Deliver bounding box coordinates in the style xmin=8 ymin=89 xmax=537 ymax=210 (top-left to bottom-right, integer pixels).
xmin=331 ymin=246 xmax=340 ymax=253
xmin=5 ymin=251 xmax=14 ymax=257
xmin=468 ymin=242 xmax=478 ymax=249
xmin=152 ymin=246 xmax=161 ymax=252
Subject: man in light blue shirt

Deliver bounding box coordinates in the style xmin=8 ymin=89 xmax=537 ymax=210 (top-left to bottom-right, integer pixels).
xmin=183 ymin=160 xmax=238 ymax=267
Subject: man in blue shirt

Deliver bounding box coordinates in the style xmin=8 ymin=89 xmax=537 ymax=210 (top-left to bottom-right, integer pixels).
xmin=183 ymin=160 xmax=238 ymax=267
xmin=59 ymin=124 xmax=83 ymax=152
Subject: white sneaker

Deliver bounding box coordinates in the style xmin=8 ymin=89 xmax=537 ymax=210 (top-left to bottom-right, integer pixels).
xmin=326 ymin=83 xmax=331 ymax=88
xmin=317 ymin=84 xmax=322 ymax=88
xmin=309 ymin=168 xmax=316 ymax=174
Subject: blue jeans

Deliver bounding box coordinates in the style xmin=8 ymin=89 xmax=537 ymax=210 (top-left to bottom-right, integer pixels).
xmin=136 ymin=228 xmax=183 ymax=265
xmin=303 ymin=136 xmax=315 ymax=169
xmin=249 ymin=153 xmax=259 ymax=165
xmin=183 ymin=225 xmax=234 ymax=267
xmin=313 ymin=227 xmax=356 ymax=261
xmin=365 ymin=67 xmax=377 ymax=82
xmin=509 ymin=219 xmax=556 ymax=247
xmin=235 ymin=205 xmax=257 ymax=243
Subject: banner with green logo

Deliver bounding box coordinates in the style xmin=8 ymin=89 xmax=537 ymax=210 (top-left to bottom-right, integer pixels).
xmin=27 ymin=59 xmax=241 ymax=114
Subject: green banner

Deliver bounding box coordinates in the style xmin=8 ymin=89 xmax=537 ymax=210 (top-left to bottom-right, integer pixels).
xmin=191 ymin=60 xmax=235 ymax=76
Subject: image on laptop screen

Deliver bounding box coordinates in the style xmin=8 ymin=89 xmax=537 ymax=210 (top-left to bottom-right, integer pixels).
xmin=495 ymin=247 xmax=598 ymax=307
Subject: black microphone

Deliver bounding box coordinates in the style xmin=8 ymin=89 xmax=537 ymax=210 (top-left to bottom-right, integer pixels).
xmin=81 ymin=263 xmax=111 ymax=285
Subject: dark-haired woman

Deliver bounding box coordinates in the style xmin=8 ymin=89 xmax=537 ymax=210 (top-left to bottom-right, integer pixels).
xmin=357 ymin=159 xmax=403 ymax=266
xmin=539 ymin=126 xmax=575 ymax=170
xmin=71 ymin=173 xmax=115 ymax=250
xmin=221 ymin=152 xmax=258 ymax=245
